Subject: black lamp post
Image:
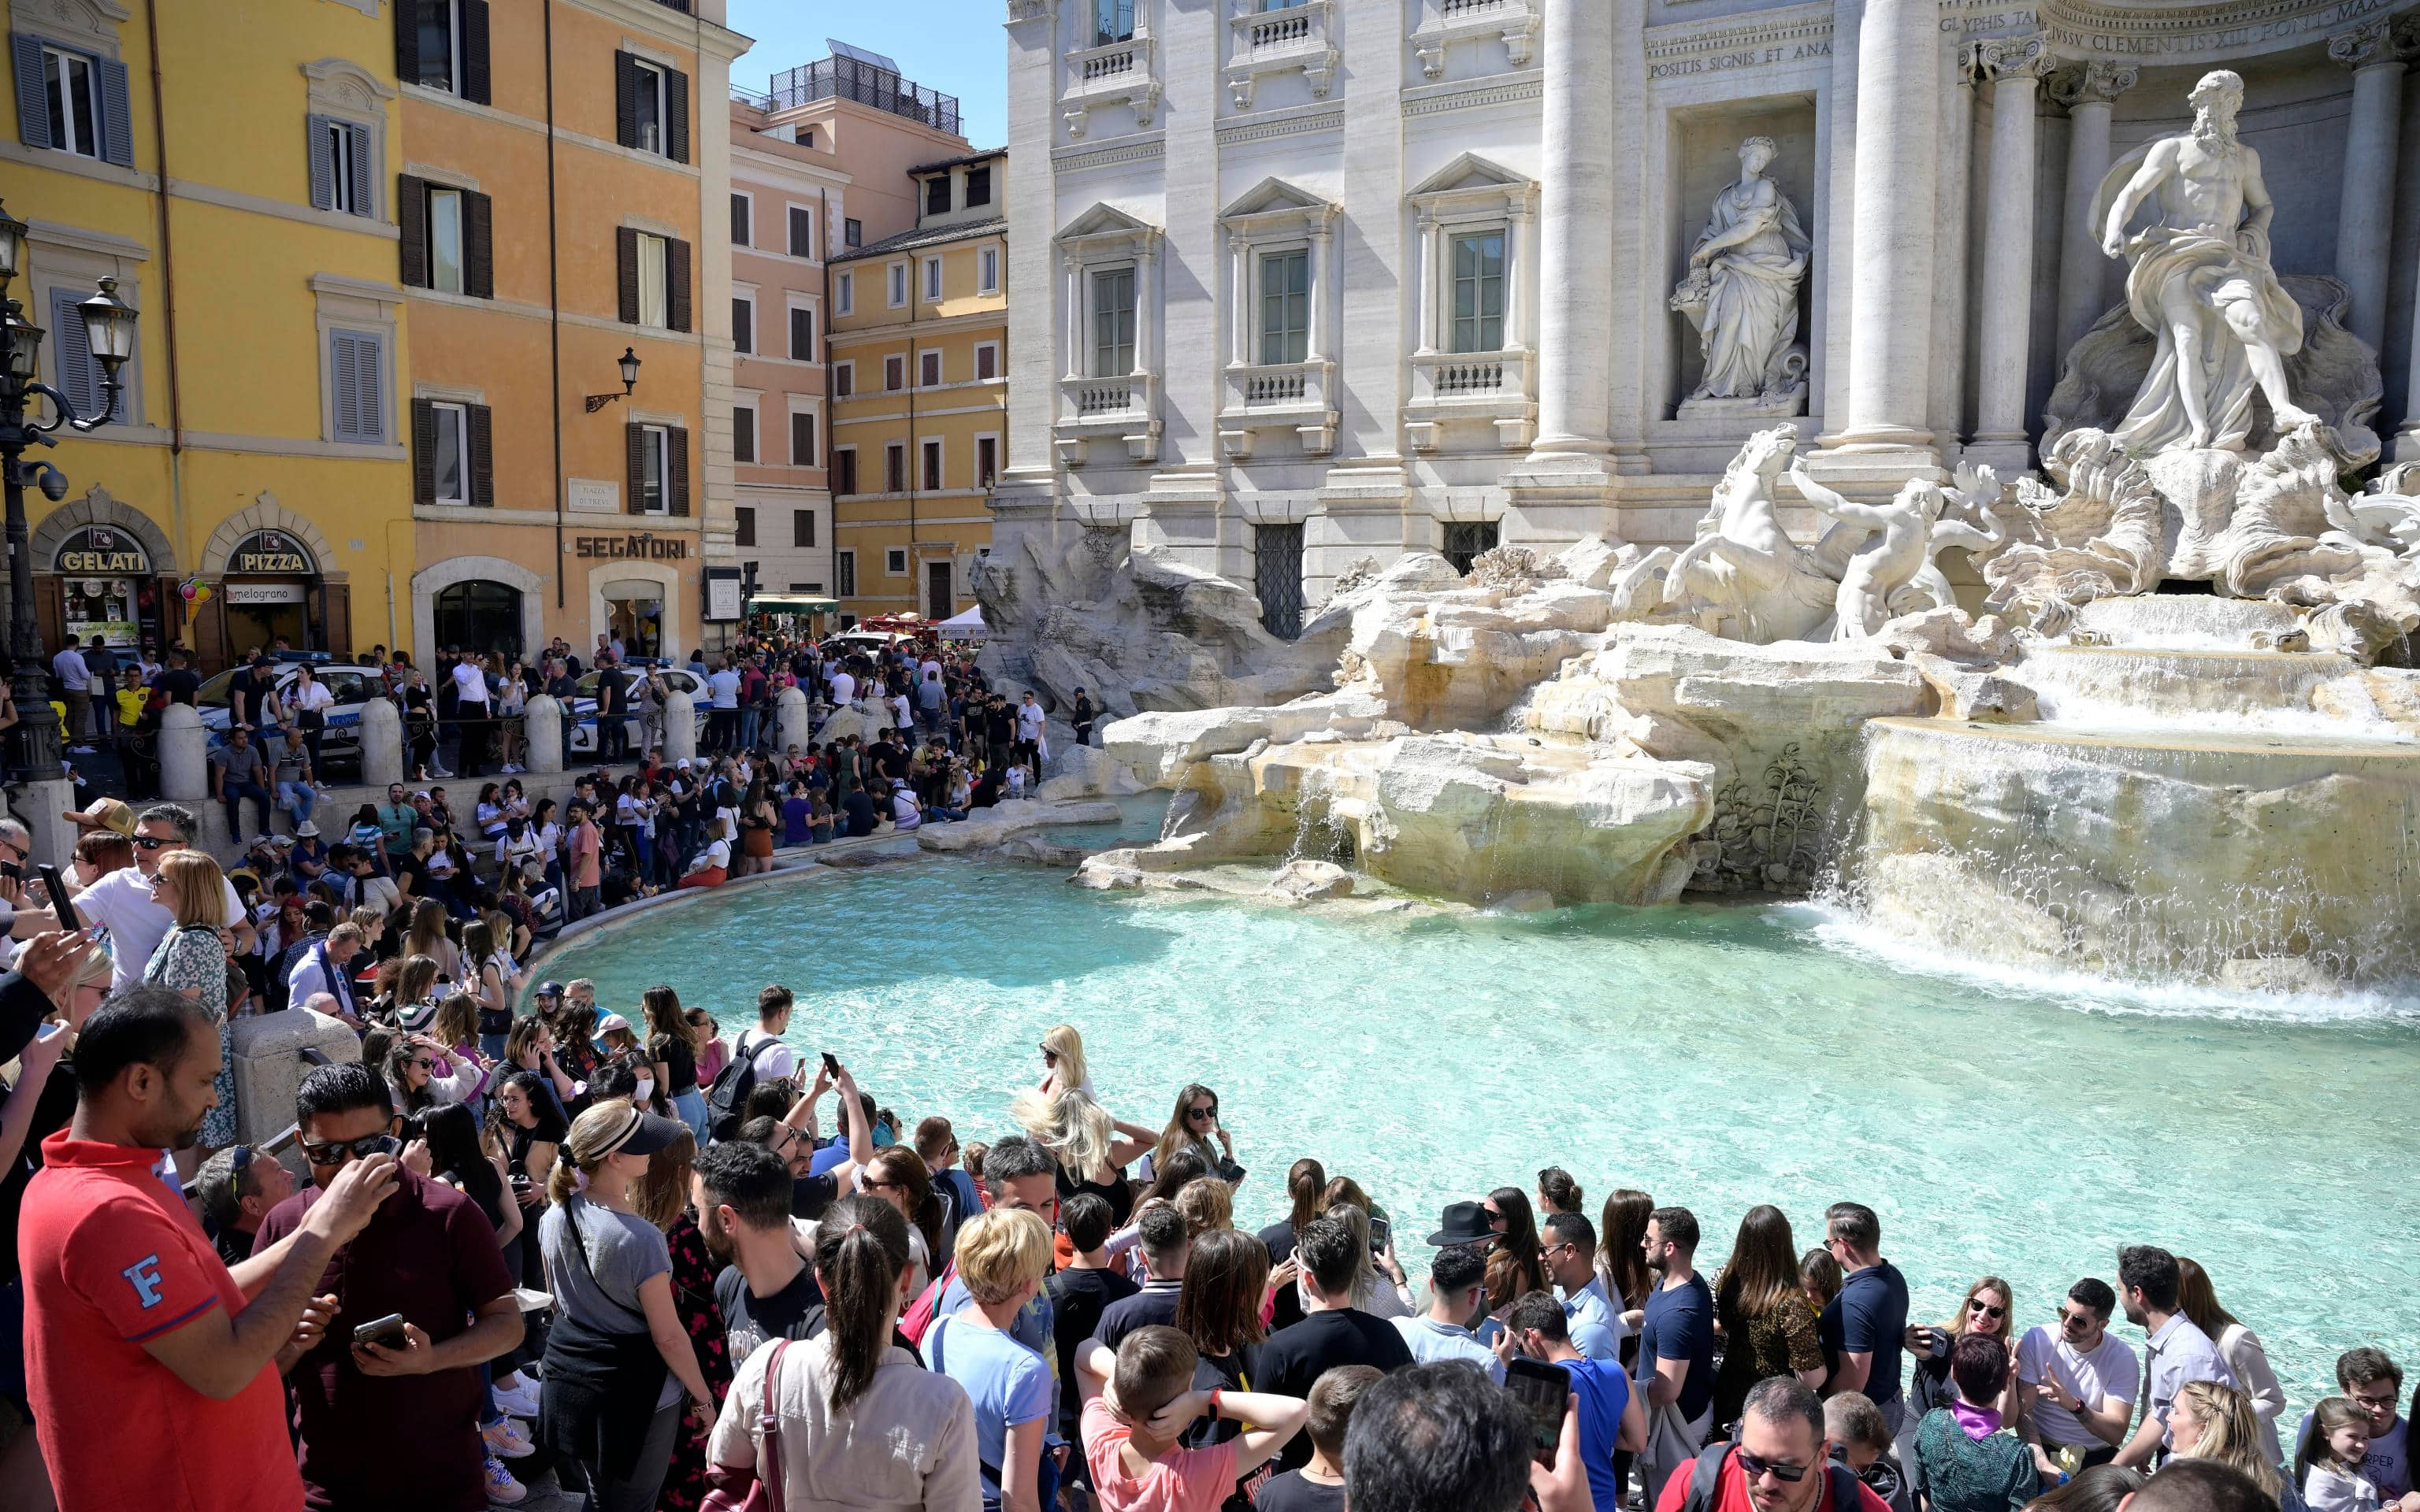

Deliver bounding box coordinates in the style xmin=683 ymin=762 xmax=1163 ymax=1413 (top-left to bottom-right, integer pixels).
xmin=0 ymin=197 xmax=141 ymax=784
xmin=582 ymin=346 xmax=643 ymax=414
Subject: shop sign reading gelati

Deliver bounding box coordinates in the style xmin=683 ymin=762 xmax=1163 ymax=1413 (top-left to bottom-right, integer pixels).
xmin=228 ymin=529 xmax=314 ymax=576
xmin=54 ymin=526 xmax=149 ymax=576
xmin=572 ymin=534 xmax=689 ymax=560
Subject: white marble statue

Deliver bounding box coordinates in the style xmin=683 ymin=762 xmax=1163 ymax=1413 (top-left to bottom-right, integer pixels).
xmin=2097 ymin=69 xmax=2320 ymax=454
xmin=1654 ymin=424 xmax=1838 ymax=642
xmin=1784 ymin=459 xmax=1945 ymax=639
xmin=1671 ymin=136 xmax=1811 ymax=414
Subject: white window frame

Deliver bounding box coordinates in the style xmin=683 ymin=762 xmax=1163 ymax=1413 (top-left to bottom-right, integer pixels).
xmin=729 ymin=189 xmax=753 ymax=246
xmin=304 ymin=59 xmax=394 ymax=221
xmin=1216 ymin=177 xmax=1341 ymax=456
xmin=323 ymin=118 xmax=369 ymax=215
xmin=632 ymin=57 xmax=669 ymax=158
xmin=786 ymin=298 xmax=816 ymax=361
xmin=978 ymin=245 xmax=1000 ymax=295
xmin=786 ymin=202 xmax=815 ymax=259
xmin=418 ymin=0 xmax=466 ymax=94
xmin=919 ymin=349 xmax=942 ymax=389
xmin=637 ymin=422 xmax=671 ymax=514
xmin=733 ymin=396 xmax=759 ymax=464
xmin=922 ymin=255 xmax=943 ymax=303
xmin=887 ymin=261 xmax=908 ymax=309
xmin=1088 ymin=265 xmax=1137 ymax=380
xmin=787 ymin=400 xmax=818 ymax=466
xmin=1052 ymin=204 xmax=1164 ymax=465
xmin=975 ymin=432 xmax=1000 ymax=488
xmin=834 ymin=360 xmax=856 ymax=398
xmin=919 ymin=436 xmax=944 ymax=492
xmin=844 ymin=217 xmax=862 ymax=248
xmin=885 ymin=547 xmax=908 ymax=576
xmin=732 ymin=288 xmax=755 ymax=354
xmin=974 ymin=340 xmax=1000 ymax=382
xmin=429 ymin=187 xmax=466 ymax=295
xmin=637 ymin=231 xmax=670 ymax=328
xmin=429 ymin=399 xmax=470 ymax=503
xmin=1447 ymin=228 xmax=1509 ymax=356
xmin=836 ymin=270 xmax=855 ymax=316
xmin=1404 ymin=154 xmax=1540 ymax=451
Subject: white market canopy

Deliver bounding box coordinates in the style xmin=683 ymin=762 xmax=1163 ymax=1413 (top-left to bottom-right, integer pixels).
xmin=937 ymin=606 xmax=989 ymax=639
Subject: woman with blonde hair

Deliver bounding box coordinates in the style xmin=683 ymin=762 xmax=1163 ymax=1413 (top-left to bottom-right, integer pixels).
xmin=403 ymin=895 xmax=462 ymax=984
xmin=461 ymin=917 xmax=511 ymax=1061
xmin=1913 ymin=1275 xmax=2023 ymax=1424
xmin=2171 ymin=1380 xmax=2287 ymax=1506
xmin=2176 ymin=1257 xmax=2287 ymax=1465
xmin=1305 ymin=1199 xmax=1412 ymax=1319
xmin=534 ymin=1101 xmax=716 ymax=1512
xmin=1035 ymin=1024 xmax=1095 ymax=1099
xmin=142 ymin=850 xmax=238 ymax=1151
xmin=1008 ymin=1086 xmax=1152 ymax=1233
xmin=1175 ymin=1175 xmax=1235 ymax=1237
xmin=926 ymin=1207 xmax=1054 ymax=1512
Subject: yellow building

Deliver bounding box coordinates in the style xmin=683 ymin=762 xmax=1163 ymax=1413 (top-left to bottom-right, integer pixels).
xmin=2 ymin=0 xmax=413 ymax=672
xmin=827 ymin=147 xmax=1006 ymax=623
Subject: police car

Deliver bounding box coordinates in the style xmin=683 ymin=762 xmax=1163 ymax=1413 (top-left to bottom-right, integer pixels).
xmin=195 ymin=656 xmax=384 ymax=775
xmin=563 ymin=662 xmax=712 ymax=757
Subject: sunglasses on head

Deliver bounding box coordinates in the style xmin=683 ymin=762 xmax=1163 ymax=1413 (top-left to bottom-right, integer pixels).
xmin=1736 ymin=1451 xmax=1812 ymax=1484
xmin=300 ymin=1132 xmax=399 ymax=1167
xmin=228 ymin=1143 xmax=256 ymax=1193
xmin=1968 ymin=1299 xmax=2006 ymax=1320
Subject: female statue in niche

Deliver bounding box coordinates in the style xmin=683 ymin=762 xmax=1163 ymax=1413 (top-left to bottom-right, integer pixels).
xmin=1672 ymin=135 xmax=1812 ymax=413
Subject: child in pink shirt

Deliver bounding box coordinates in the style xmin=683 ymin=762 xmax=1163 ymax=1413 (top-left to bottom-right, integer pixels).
xmin=1081 ymin=1325 xmax=1308 ymax=1512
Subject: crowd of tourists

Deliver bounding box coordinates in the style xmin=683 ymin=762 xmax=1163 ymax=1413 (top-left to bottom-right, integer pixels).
xmin=0 ymin=837 xmax=2403 ymax=1512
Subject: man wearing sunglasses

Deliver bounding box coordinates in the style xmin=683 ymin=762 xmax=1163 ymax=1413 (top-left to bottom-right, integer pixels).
xmin=1660 ymin=1379 xmax=1888 ymax=1512
xmin=13 ymin=802 xmax=256 ymax=992
xmin=18 ymin=988 xmax=396 ymax=1512
xmin=2014 ymin=1278 xmax=2139 ymax=1479
xmin=251 ymin=1062 xmax=523 ymax=1512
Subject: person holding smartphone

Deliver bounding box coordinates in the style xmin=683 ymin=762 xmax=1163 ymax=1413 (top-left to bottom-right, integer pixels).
xmin=1501 ymin=1291 xmax=1646 ymax=1509
xmin=251 ymin=1061 xmax=525 ymax=1510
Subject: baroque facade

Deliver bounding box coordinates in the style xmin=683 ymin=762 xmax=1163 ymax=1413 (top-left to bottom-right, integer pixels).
xmin=993 ymin=0 xmax=2420 ymax=621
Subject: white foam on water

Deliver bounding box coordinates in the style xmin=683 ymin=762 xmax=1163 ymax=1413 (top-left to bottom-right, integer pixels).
xmin=1783 ymin=899 xmax=2420 ymax=1026
xmin=2031 ymin=695 xmax=2420 ymax=743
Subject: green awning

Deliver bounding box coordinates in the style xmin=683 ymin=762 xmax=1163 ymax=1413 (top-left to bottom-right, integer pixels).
xmin=748 ymin=594 xmax=838 ymax=612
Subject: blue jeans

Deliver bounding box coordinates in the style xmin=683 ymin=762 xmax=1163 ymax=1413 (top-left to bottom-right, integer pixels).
xmin=278 ymin=780 xmax=315 ymax=827
xmin=673 ymin=1088 xmax=708 ymax=1141
xmin=740 ymin=708 xmax=761 ymax=750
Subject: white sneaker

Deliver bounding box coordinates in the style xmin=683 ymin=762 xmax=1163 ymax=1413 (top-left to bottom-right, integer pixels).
xmin=484 ymin=1418 xmax=536 ymax=1458
xmin=491 ymin=1379 xmax=540 ymax=1418
xmin=483 ymin=1453 xmax=527 ymax=1503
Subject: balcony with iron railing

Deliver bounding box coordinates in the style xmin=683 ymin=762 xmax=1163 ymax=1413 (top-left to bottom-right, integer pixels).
xmin=1226 ymin=0 xmax=1340 ymax=108
xmin=764 ymin=56 xmax=963 ymax=136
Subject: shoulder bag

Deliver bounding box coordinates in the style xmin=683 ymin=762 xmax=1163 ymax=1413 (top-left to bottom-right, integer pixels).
xmin=701 ymin=1336 xmax=792 ymax=1512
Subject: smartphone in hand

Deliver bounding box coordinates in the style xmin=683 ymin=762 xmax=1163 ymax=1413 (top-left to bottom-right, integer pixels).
xmin=350 ymin=1312 xmax=408 ymax=1351
xmin=1502 ymin=1356 xmax=1570 ymax=1468
xmin=38 ymin=865 xmax=77 ymax=930
xmin=820 ymin=1051 xmax=841 ymax=1079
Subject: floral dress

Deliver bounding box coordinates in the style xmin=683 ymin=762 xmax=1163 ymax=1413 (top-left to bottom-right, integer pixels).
xmin=658 ymin=1211 xmax=733 ymax=1512
xmin=145 ymin=923 xmax=235 ymax=1147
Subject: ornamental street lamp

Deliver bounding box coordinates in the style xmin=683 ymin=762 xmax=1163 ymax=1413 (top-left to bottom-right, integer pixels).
xmin=583 ymin=346 xmax=643 ymax=413
xmin=0 ymin=198 xmax=140 ymax=784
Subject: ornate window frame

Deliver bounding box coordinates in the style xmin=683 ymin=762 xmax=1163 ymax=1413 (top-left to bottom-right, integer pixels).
xmin=1216 ymin=176 xmax=1340 ymax=459
xmin=1404 ymin=152 xmax=1537 ymax=452
xmin=1052 ymin=203 xmax=1163 ymax=467
xmin=301 ymin=58 xmax=395 ymax=222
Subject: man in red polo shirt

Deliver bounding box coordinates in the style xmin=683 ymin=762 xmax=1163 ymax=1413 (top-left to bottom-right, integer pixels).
xmin=17 ymin=985 xmax=395 ymax=1512
xmin=1655 ymin=1379 xmax=1891 ymax=1512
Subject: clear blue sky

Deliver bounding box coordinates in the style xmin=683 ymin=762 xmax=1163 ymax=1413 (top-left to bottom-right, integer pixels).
xmin=727 ymin=1 xmax=1009 ymax=148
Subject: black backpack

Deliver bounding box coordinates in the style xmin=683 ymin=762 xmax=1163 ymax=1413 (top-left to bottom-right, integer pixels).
xmin=1680 ymin=1443 xmax=1868 ymax=1512
xmin=704 ymin=1030 xmax=765 ymax=1141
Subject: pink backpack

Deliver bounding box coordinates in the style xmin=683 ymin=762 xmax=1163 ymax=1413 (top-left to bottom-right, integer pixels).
xmin=898 ymin=1257 xmax=959 ymax=1347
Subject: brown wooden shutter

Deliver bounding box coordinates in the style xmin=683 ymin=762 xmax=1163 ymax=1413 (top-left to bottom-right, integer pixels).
xmin=189 ymin=590 xmax=227 ymax=676
xmin=625 ymin=423 xmax=647 ymax=514
xmin=321 ymin=583 xmax=353 ymax=657
xmin=398 ymin=175 xmax=427 ymax=288
xmin=410 ymin=398 xmax=437 ymax=502
xmin=666 ymin=68 xmax=690 ymax=164
xmin=614 ymin=53 xmax=639 ymax=150
xmin=617 ymin=227 xmax=640 ymax=324
xmin=463 ymin=190 xmax=493 ymax=299
xmin=668 ymin=426 xmax=690 ymax=516
xmin=667 ymin=239 xmax=692 ymax=332
xmin=392 ymin=0 xmax=420 ymax=85
xmin=460 ymin=0 xmax=491 ymax=104
xmin=469 ymin=403 xmax=495 ymax=506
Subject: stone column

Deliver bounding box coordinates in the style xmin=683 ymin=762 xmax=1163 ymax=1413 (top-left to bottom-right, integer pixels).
xmin=2051 ymin=61 xmax=2137 ymax=363
xmin=1525 ymin=0 xmax=1615 ymax=458
xmin=778 ymin=684 xmax=811 ymax=752
xmin=1505 ymin=199 xmax=1532 ymax=352
xmin=1230 ymin=235 xmax=1251 ymax=365
xmin=1416 ymin=212 xmax=1439 ymax=355
xmin=356 ymin=698 xmax=403 ymax=788
xmin=1835 ymin=0 xmax=1942 ymax=455
xmin=1305 ymin=224 xmax=1329 ymax=364
xmin=1970 ymin=37 xmax=2054 ymax=470
xmin=1063 ymin=257 xmax=1084 ymax=380
xmin=1134 ymin=239 xmax=1158 ymax=374
xmin=2333 ymin=20 xmax=2405 ymax=354
xmin=159 ymin=703 xmax=208 ymax=801
xmin=521 ymin=694 xmax=563 ymax=773
xmin=661 ymin=687 xmax=696 ymax=765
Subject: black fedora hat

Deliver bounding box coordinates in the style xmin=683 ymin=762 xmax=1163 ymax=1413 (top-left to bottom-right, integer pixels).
xmin=1427 ymin=1200 xmax=1494 ymax=1247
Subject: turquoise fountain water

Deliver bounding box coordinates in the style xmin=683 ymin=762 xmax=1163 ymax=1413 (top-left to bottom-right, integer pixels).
xmin=544 ymin=855 xmax=2420 ymax=1410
